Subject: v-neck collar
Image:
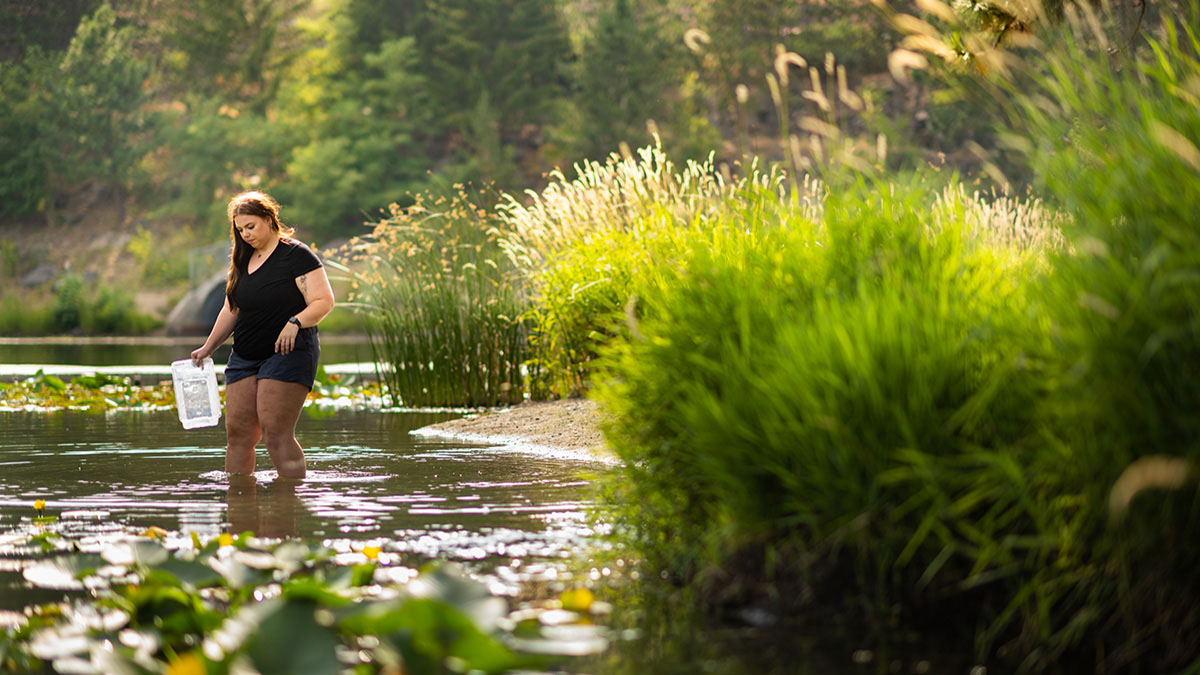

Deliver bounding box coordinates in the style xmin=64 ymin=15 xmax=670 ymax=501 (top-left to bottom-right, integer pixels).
xmin=247 ymin=238 xmax=283 ymax=276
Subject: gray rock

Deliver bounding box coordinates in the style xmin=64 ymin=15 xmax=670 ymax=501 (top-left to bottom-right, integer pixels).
xmin=164 ymin=271 xmax=227 ymax=336
xmin=20 ymin=263 xmax=58 ymax=287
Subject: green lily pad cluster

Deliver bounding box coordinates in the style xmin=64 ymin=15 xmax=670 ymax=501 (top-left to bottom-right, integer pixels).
xmin=1 ymin=528 xmax=612 ymax=674
xmin=0 ymin=371 xmax=175 ymax=412
xmin=0 ymin=369 xmax=395 ymax=413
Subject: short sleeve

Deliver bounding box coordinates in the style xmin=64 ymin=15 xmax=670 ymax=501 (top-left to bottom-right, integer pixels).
xmin=286 ymin=239 xmax=323 ymax=277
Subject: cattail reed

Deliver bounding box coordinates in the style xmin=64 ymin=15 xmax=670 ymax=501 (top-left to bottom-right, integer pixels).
xmin=346 ymin=190 xmax=529 ymax=408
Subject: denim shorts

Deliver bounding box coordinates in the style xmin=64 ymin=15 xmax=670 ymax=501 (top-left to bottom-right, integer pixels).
xmin=225 ymin=329 xmax=321 ymax=390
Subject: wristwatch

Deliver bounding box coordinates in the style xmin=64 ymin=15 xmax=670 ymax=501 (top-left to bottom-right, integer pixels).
xmin=287 ymin=316 xmax=302 ymax=328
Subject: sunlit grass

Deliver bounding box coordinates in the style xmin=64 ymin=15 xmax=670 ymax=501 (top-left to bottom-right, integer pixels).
xmin=337 ymin=190 xmax=528 ymax=408
xmin=592 ymin=177 xmax=1053 ymax=642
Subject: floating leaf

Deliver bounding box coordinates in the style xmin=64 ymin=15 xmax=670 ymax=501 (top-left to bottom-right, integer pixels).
xmin=103 ymin=540 xmax=169 ymax=567
xmin=408 ymin=563 xmax=506 ymax=630
xmin=23 ymin=554 xmax=105 ymax=590
xmin=246 ymin=601 xmax=342 ymax=675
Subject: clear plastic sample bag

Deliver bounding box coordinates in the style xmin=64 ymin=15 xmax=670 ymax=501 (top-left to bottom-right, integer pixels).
xmin=171 ymin=358 xmax=222 ymax=429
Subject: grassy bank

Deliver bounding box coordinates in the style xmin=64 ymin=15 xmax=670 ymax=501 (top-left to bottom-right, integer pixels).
xmin=576 ymin=10 xmax=1197 ymax=671
xmin=319 ymin=4 xmax=1200 ymax=670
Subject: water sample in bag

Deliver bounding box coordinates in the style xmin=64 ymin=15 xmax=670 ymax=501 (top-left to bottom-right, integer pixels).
xmin=171 ymin=358 xmax=222 ymax=429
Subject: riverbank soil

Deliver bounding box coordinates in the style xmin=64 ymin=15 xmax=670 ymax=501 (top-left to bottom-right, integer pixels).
xmin=419 ymin=398 xmax=609 ymax=456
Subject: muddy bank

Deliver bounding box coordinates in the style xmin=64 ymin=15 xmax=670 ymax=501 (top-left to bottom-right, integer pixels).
xmin=412 ymin=398 xmax=618 ymax=464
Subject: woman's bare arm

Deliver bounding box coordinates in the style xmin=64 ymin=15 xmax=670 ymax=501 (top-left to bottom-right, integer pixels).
xmin=293 ymin=266 xmax=335 ymax=326
xmin=192 ymin=298 xmax=237 ymax=365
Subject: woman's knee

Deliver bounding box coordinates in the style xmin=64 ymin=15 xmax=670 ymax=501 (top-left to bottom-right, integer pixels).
xmin=226 ymin=416 xmax=261 ymax=446
xmin=260 ymin=428 xmax=296 ymax=449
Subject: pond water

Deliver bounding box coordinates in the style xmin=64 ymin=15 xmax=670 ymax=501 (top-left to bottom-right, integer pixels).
xmin=0 ymin=336 xmax=375 ymax=367
xmin=0 ymin=408 xmax=603 ymax=615
xmin=0 ymin=343 xmax=977 ymax=674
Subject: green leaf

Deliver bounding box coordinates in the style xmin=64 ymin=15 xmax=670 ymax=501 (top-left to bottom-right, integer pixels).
xmin=22 ymin=554 xmax=105 ymax=590
xmin=149 ymin=559 xmax=224 ymax=589
xmin=246 ymin=601 xmax=341 ymax=675
xmin=282 ymin=576 xmax=351 ymax=607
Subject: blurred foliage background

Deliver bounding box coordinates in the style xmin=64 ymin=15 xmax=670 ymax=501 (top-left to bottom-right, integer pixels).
xmin=0 ymin=0 xmax=936 ymax=246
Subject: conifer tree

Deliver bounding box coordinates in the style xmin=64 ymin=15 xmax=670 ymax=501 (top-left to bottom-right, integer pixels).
xmin=574 ymin=0 xmax=673 ymax=161
xmin=413 ymin=0 xmax=572 ymax=186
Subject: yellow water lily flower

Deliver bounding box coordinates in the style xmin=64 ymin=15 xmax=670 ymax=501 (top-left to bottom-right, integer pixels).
xmin=217 ymin=533 xmax=234 ymax=547
xmin=143 ymin=526 xmax=170 ymax=540
xmin=560 ymin=587 xmax=595 ymax=612
xmin=362 ymin=545 xmax=381 ymax=560
xmin=166 ymin=651 xmax=206 ymax=675
xmin=33 ymin=499 xmax=45 ymax=513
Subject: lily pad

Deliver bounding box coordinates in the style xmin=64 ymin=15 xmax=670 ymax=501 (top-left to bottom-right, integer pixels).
xmin=246 ymin=600 xmax=342 ymax=675
xmin=22 ymin=554 xmax=105 ymax=590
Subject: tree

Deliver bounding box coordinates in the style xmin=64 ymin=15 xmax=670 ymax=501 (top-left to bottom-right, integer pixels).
xmin=0 ymin=3 xmax=150 ymax=221
xmin=0 ymin=0 xmax=100 ymax=61
xmin=574 ymin=0 xmax=675 ymax=161
xmin=0 ymin=51 xmax=53 ymax=215
xmin=276 ymin=25 xmax=432 ymax=240
xmin=147 ymin=0 xmax=310 ymax=111
xmin=413 ymin=0 xmax=573 ymax=187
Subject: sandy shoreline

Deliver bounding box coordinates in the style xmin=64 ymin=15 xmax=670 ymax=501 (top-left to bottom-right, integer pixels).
xmin=413 ymin=398 xmax=618 ymax=464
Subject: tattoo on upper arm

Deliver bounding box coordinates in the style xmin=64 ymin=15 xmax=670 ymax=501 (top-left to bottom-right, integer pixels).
xmin=298 ymin=274 xmax=308 ymax=296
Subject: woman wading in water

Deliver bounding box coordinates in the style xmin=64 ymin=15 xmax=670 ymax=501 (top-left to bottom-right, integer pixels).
xmin=192 ymin=191 xmax=335 ymax=479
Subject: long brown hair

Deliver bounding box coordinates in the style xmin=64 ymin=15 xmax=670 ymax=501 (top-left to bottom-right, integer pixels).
xmin=225 ymin=191 xmax=295 ymax=311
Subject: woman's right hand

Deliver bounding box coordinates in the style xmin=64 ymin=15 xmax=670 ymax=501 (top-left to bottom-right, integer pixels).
xmin=191 ymin=345 xmax=213 ymax=367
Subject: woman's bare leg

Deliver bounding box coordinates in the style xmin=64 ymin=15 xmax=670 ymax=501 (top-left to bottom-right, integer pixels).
xmin=225 ymin=376 xmax=261 ymax=474
xmin=256 ymin=379 xmax=310 ymax=479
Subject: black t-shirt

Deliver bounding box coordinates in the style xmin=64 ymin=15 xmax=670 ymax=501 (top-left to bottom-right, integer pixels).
xmin=232 ymin=238 xmax=323 ymax=359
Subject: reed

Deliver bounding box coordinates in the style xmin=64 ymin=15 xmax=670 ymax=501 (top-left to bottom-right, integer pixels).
xmin=343 ymin=190 xmax=528 ymax=408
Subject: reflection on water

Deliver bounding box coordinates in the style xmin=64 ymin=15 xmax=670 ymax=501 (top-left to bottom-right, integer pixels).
xmin=225 ymin=475 xmax=306 ymax=538
xmin=0 ymin=408 xmax=602 ymax=612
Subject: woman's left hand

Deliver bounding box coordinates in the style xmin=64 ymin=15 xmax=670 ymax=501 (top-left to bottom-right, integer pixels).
xmin=275 ymin=321 xmax=300 ymax=354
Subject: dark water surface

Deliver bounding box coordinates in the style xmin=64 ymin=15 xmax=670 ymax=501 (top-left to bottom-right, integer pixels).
xmin=0 ymin=344 xmax=978 ymax=673
xmin=0 ymin=408 xmax=602 ymax=614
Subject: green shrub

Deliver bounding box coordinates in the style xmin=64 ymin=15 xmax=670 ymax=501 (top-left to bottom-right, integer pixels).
xmin=0 ymin=292 xmax=54 ymax=335
xmin=51 ymin=274 xmax=88 ymax=332
xmin=127 ymin=226 xmax=191 ymax=285
xmin=47 ymin=274 xmax=159 ymax=335
xmin=593 ymin=179 xmax=1053 ymax=632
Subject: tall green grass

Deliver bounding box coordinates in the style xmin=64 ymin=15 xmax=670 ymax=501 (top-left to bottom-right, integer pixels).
xmin=559 ymin=2 xmax=1200 ymax=670
xmin=504 ymin=143 xmax=1061 ymax=398
xmin=591 ymin=176 xmax=1059 ymax=645
xmin=996 ymin=7 xmax=1200 ymax=667
xmin=344 ymin=192 xmax=528 ymax=408
xmin=497 ymin=142 xmax=806 ymax=397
